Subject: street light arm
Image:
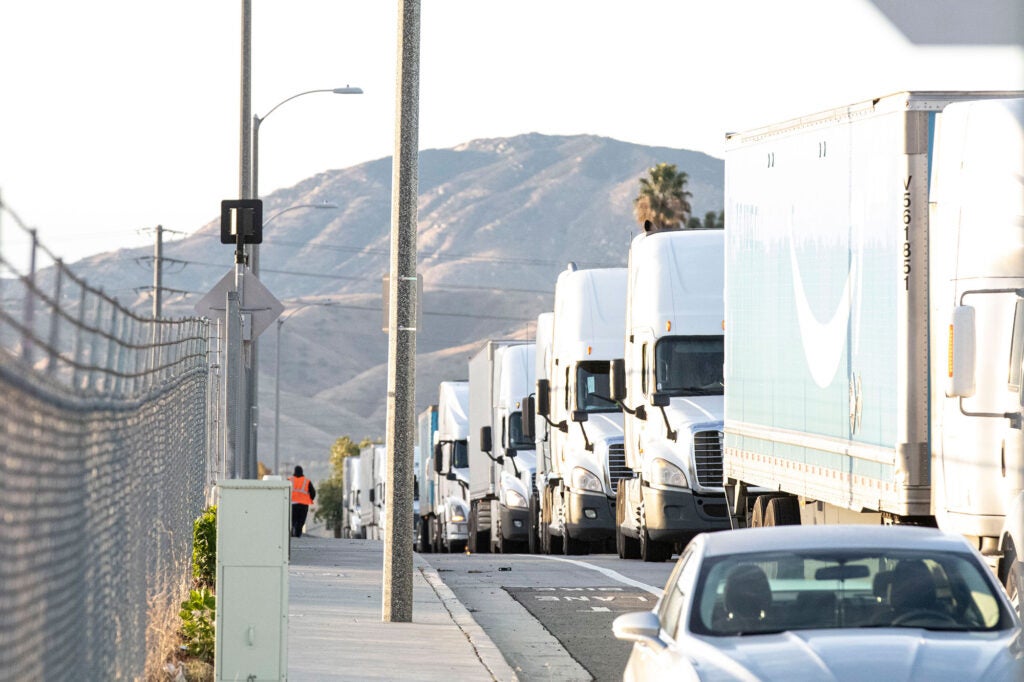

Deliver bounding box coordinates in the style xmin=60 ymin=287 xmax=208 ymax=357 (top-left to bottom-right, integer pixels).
xmin=256 ymin=86 xmax=363 ymax=124
xmin=263 ymin=202 xmax=340 ymax=229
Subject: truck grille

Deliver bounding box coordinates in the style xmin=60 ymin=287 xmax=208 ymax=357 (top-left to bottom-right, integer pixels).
xmin=693 ymin=430 xmax=724 ymax=488
xmin=608 ymin=442 xmax=631 ymax=494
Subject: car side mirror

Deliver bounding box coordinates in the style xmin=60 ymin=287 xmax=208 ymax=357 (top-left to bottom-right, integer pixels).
xmin=610 ymin=358 xmax=626 ymax=401
xmin=536 ymin=379 xmax=551 ymax=417
xmin=612 ymin=611 xmax=667 ymax=651
xmin=522 ymin=396 xmax=536 ymax=440
xmin=480 ymin=425 xmax=492 ymax=453
xmin=651 ymin=392 xmax=670 ymax=408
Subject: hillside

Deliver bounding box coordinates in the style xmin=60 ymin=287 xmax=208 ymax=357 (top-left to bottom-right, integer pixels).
xmin=68 ymin=133 xmax=724 ymax=479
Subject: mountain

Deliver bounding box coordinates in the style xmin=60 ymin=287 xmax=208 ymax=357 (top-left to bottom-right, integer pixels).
xmin=69 ymin=133 xmax=724 ymax=480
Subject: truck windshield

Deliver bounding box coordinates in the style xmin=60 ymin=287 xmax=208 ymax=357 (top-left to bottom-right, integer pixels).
xmin=508 ymin=412 xmax=533 ymax=449
xmin=654 ymin=336 xmax=724 ymax=396
xmin=576 ymin=361 xmax=618 ymax=412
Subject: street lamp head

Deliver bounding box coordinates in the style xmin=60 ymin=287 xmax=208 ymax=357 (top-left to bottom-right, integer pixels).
xmin=315 ymin=202 xmax=341 ymax=209
xmin=333 ymin=86 xmax=363 ymax=95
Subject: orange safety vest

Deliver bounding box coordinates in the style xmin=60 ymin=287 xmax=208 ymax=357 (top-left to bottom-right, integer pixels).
xmin=291 ymin=476 xmax=313 ymax=506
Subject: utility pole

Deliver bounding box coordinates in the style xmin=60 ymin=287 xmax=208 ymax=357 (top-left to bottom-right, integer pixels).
xmin=383 ymin=0 xmax=420 ymax=624
xmin=152 ymin=224 xmax=163 ymax=318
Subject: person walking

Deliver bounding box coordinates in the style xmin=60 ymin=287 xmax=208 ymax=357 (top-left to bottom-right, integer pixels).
xmin=289 ymin=465 xmax=316 ymax=538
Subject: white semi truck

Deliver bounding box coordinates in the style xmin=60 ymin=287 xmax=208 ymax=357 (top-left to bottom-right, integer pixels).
xmin=415 ymin=404 xmax=438 ymax=552
xmin=467 ymin=340 xmax=536 ymax=553
xmin=721 ymin=91 xmax=1024 ymax=612
xmin=609 ymin=227 xmax=733 ymax=562
xmin=430 ymin=380 xmax=471 ymax=553
xmin=529 ymin=265 xmax=628 ymax=555
xmin=357 ymin=443 xmax=386 ymax=540
xmin=527 ymin=312 xmax=555 ymax=554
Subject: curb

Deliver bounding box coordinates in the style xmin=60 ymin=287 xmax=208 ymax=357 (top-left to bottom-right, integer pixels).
xmin=417 ymin=561 xmax=520 ymax=682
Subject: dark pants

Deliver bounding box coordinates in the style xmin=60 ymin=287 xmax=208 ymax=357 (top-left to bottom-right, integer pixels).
xmin=292 ymin=503 xmax=309 ymax=538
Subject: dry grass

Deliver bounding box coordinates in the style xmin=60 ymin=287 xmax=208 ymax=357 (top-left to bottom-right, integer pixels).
xmin=142 ymin=582 xmax=213 ymax=682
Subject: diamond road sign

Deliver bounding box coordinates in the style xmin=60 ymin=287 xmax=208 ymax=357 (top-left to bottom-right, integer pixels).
xmin=195 ymin=269 xmax=283 ymax=338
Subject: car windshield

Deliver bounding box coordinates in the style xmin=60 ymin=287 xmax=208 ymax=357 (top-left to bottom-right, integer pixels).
xmin=690 ymin=549 xmax=1014 ymax=636
xmin=654 ymin=336 xmax=723 ymax=396
xmin=575 ymin=361 xmax=618 ymax=412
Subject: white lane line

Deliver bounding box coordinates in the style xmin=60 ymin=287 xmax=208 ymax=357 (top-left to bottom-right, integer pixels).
xmin=535 ymin=555 xmax=663 ymax=597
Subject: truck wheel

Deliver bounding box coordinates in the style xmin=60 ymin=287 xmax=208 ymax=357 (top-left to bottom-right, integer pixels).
xmin=1002 ymin=542 xmax=1022 ymax=620
xmin=563 ymin=525 xmax=589 ymax=556
xmin=494 ymin=519 xmax=505 ymax=554
xmin=750 ymin=494 xmax=781 ymax=528
xmin=616 ymin=485 xmax=640 ymax=560
xmin=764 ymin=496 xmax=800 ymax=526
xmin=431 ymin=517 xmax=441 ymax=553
xmin=528 ymin=497 xmax=540 ymax=555
xmin=418 ymin=518 xmax=432 ymax=553
xmin=639 ymin=501 xmax=672 ymax=562
xmin=468 ymin=504 xmax=479 ymax=553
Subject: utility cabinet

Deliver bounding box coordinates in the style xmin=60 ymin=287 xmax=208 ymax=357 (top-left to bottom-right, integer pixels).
xmin=215 ymin=480 xmax=290 ymax=681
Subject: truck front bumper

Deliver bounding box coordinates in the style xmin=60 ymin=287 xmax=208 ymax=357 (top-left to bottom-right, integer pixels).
xmin=499 ymin=507 xmax=531 ymax=541
xmin=565 ymin=491 xmax=615 ymax=541
xmin=445 ymin=521 xmax=468 ymax=541
xmin=642 ymin=485 xmax=730 ymax=542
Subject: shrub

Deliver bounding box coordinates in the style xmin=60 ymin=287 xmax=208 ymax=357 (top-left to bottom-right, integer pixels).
xmin=179 ymin=588 xmax=216 ymax=662
xmin=192 ymin=506 xmax=217 ymax=589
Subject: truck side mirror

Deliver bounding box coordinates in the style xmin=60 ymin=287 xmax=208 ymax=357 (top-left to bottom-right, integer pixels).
xmin=946 ymin=306 xmax=976 ymax=398
xmin=480 ymin=425 xmax=492 ymax=453
xmin=446 ymin=471 xmax=457 ymax=481
xmin=610 ymin=358 xmax=626 ymax=401
xmin=651 ymin=392 xmax=670 ymax=408
xmin=571 ymin=410 xmax=589 ymax=423
xmin=522 ymin=396 xmax=536 ymax=440
xmin=433 ymin=443 xmax=443 ymax=474
xmin=536 ymin=379 xmax=551 ymax=417
xmin=369 ymin=488 xmax=376 ymax=503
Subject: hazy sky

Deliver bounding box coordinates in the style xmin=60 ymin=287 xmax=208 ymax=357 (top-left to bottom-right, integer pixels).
xmin=1 ymin=0 xmax=1021 ymax=267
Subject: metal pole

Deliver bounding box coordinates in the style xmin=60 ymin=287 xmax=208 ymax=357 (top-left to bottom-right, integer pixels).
xmin=383 ymin=0 xmax=420 ymax=624
xmin=238 ymin=0 xmax=257 ymax=478
xmin=153 ymin=224 xmax=163 ymax=318
xmin=274 ymin=318 xmax=282 ymax=475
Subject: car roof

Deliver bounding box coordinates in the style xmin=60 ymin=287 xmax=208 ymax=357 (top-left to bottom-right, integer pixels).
xmin=698 ymin=524 xmax=975 ymax=557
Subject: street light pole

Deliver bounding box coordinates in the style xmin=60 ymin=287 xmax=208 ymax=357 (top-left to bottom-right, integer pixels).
xmin=247 ymin=85 xmax=360 ymax=480
xmin=273 ymin=299 xmax=337 ymax=475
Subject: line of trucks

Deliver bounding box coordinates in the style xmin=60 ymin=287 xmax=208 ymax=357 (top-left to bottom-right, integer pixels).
xmin=345 ymin=92 xmax=1024 ymax=610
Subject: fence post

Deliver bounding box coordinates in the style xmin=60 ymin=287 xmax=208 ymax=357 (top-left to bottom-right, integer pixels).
xmin=45 ymin=260 xmax=64 ymax=375
xmin=21 ymin=228 xmax=38 ymax=365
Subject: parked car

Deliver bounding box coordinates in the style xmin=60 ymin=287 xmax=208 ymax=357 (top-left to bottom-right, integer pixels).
xmin=613 ymin=525 xmax=1022 ymax=681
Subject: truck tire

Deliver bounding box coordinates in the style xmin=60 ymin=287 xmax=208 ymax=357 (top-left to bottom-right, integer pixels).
xmin=750 ymin=494 xmax=783 ymax=528
xmin=764 ymin=496 xmax=800 ymax=526
xmin=563 ymin=525 xmax=589 ymax=556
xmin=639 ymin=500 xmax=672 ymax=563
xmin=1002 ymin=542 xmax=1022 ymax=620
xmin=418 ymin=518 xmax=432 ymax=553
xmin=468 ymin=503 xmax=480 ymax=553
xmin=616 ymin=485 xmax=640 ymax=560
xmin=528 ymin=496 xmax=540 ymax=555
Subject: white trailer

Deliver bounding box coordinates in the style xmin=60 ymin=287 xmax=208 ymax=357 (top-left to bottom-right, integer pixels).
xmin=358 ymin=444 xmax=386 ymax=540
xmin=721 ymin=92 xmax=1024 ymax=612
xmin=530 ymin=265 xmax=628 ymax=555
xmin=467 ymin=340 xmax=536 ymax=553
xmin=431 ymin=380 xmax=470 ymax=553
xmin=415 ymin=404 xmax=438 ymax=553
xmin=342 ymin=455 xmax=361 ymax=538
xmin=609 ymin=227 xmax=732 ymax=562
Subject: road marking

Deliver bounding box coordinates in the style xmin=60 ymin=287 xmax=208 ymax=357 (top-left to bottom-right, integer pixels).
xmin=534 ymin=555 xmax=663 ymax=597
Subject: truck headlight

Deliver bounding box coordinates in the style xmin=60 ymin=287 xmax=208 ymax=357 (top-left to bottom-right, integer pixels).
xmin=572 ymin=467 xmax=604 ymax=493
xmin=449 ymin=504 xmax=466 ymax=522
xmin=505 ymin=489 xmax=528 ymax=508
xmin=651 ymin=458 xmax=689 ymax=489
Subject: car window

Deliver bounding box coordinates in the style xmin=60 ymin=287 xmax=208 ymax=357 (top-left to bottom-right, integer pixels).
xmin=692 ymin=549 xmax=1014 ymax=636
xmin=659 ymin=548 xmax=699 ymax=640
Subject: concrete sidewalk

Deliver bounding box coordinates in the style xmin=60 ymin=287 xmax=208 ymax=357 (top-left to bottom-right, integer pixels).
xmin=288 ymin=527 xmax=518 ymax=681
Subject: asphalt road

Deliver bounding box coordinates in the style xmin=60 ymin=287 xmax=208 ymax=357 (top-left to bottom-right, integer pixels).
xmin=423 ymin=550 xmax=677 ymax=681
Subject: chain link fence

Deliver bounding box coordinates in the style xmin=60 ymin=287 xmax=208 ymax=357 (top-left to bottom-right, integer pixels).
xmin=0 ymin=213 xmax=212 ymax=680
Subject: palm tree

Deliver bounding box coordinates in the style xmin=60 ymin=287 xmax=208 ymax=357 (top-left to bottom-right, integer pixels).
xmin=633 ymin=163 xmax=693 ymax=230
